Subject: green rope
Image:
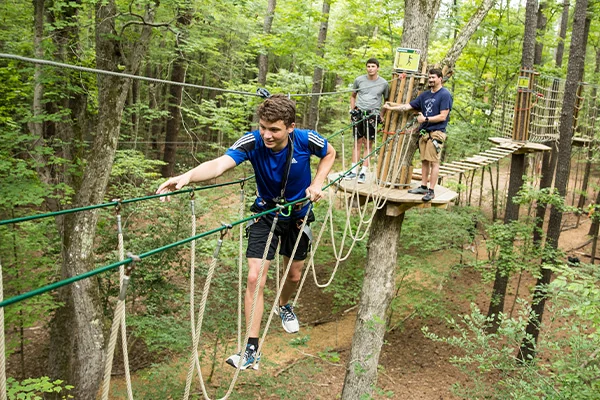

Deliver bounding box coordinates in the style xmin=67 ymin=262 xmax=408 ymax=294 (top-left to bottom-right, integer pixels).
xmin=0 ymin=177 xmax=254 ymax=226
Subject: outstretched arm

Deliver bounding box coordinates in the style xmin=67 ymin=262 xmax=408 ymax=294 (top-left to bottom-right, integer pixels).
xmin=382 ymin=102 xmax=414 ymax=112
xmin=306 ymin=143 xmax=336 ymax=203
xmin=156 ymin=155 xmax=237 ymax=201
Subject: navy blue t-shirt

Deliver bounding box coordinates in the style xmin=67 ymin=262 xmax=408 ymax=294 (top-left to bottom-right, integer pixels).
xmin=225 ymin=128 xmax=328 ymax=218
xmin=410 ymin=87 xmax=453 ymax=132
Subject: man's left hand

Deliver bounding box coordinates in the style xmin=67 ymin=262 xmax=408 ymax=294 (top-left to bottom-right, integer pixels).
xmin=306 ymin=185 xmax=324 ymax=203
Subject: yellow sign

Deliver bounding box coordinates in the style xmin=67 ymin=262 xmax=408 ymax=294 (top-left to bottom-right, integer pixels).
xmin=517 ymin=76 xmax=530 ymax=88
xmin=394 ymin=48 xmax=421 ymax=72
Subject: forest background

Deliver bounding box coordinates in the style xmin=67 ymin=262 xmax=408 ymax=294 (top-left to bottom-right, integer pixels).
xmin=0 ymin=0 xmax=599 ymax=398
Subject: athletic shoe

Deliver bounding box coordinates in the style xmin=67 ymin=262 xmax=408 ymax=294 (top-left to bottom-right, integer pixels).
xmin=279 ymin=304 xmax=299 ymax=333
xmin=422 ymin=189 xmax=435 ymax=202
xmin=226 ymin=344 xmax=260 ymax=370
xmin=408 ymin=186 xmax=428 ymax=194
xmin=358 ymin=173 xmax=366 ymax=184
xmin=344 ymin=172 xmax=357 ymax=180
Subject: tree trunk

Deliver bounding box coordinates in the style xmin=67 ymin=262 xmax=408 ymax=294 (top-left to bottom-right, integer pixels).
xmin=442 ymin=0 xmax=497 ymax=70
xmin=161 ymin=5 xmax=192 ymax=177
xmin=341 ymin=210 xmax=404 ymax=399
xmin=257 ymin=0 xmax=276 ymax=87
xmin=486 ymin=0 xmax=538 ymax=333
xmin=402 ymin=0 xmax=442 ymax=64
xmin=519 ymin=0 xmax=589 ymax=362
xmin=47 ymin=1 xmax=156 ymax=397
xmin=533 ymin=2 xmax=547 ymax=65
xmin=555 ymin=0 xmax=570 ymax=68
xmin=307 ymin=0 xmax=330 ymax=131
xmin=533 ymin=143 xmax=557 ymax=244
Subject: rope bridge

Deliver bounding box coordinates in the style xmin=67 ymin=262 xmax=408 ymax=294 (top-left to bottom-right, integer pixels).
xmin=412 ymin=140 xmax=525 ymax=181
xmin=0 ymin=113 xmax=425 ymax=399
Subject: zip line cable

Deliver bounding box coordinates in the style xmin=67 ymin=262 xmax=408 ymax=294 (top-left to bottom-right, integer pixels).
xmin=0 ymin=53 xmax=398 ymax=98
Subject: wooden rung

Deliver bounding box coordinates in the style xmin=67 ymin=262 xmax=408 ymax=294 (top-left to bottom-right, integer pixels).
xmin=439 ymin=165 xmax=466 ymax=173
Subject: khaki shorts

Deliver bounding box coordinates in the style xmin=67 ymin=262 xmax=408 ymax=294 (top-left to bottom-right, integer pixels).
xmin=418 ymin=131 xmax=446 ymax=162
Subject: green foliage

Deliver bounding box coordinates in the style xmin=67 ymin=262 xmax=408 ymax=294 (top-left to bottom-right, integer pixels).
xmin=424 ymin=259 xmax=600 ymax=399
xmin=6 ymin=377 xmax=74 ymax=400
xmin=387 ymin=207 xmax=483 ymax=330
xmin=289 ymin=335 xmax=310 ymax=347
xmin=318 ymin=348 xmax=340 ymax=363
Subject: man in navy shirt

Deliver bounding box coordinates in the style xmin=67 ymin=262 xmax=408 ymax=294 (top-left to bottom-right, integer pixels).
xmin=156 ymin=95 xmax=336 ymax=370
xmin=383 ymin=68 xmax=452 ymax=201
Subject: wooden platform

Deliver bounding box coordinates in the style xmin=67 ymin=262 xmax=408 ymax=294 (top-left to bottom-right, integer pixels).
xmin=572 ymin=136 xmax=592 ymax=147
xmin=488 ymin=137 xmax=551 ymax=153
xmin=328 ymin=172 xmax=458 ymax=216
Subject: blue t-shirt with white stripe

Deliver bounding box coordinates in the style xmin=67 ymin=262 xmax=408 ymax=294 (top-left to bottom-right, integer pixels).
xmin=225 ymin=128 xmax=328 ymax=218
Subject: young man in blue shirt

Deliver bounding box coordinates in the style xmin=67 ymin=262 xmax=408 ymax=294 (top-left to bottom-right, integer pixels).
xmin=383 ymin=68 xmax=452 ymax=201
xmin=156 ymin=95 xmax=336 ymax=370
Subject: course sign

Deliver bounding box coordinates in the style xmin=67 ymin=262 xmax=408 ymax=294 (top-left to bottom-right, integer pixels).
xmin=394 ymin=48 xmax=421 ymax=72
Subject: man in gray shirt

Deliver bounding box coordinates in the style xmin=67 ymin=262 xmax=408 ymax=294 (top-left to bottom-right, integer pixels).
xmin=347 ymin=58 xmax=390 ymax=183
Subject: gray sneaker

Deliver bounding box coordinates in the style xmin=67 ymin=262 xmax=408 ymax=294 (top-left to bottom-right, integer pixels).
xmin=358 ymin=173 xmax=366 ymax=184
xmin=344 ymin=172 xmax=357 ymax=180
xmin=422 ymin=189 xmax=435 ymax=202
xmin=408 ymin=186 xmax=428 ymax=194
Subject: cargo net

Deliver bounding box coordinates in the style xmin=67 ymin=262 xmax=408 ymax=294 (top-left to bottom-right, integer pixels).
xmin=489 ymin=76 xmax=589 ymax=144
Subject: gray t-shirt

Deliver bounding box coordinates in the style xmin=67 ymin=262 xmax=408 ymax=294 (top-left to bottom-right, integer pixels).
xmin=352 ymin=75 xmax=390 ymax=113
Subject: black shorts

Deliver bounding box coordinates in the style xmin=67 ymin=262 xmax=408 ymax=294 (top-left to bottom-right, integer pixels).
xmin=246 ymin=210 xmax=315 ymax=261
xmin=352 ymin=112 xmax=382 ymax=141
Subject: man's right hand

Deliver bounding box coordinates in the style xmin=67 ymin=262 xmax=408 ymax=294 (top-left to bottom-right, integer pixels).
xmin=156 ymin=173 xmax=191 ymax=202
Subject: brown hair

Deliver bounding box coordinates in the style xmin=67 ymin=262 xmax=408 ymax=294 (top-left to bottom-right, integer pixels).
xmin=256 ymin=95 xmax=296 ymax=127
xmin=429 ymin=68 xmax=443 ymax=78
xmin=366 ymin=58 xmax=380 ymax=67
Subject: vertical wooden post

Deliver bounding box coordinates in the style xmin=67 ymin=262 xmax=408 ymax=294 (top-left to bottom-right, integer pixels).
xmin=512 ymin=69 xmax=537 ymax=142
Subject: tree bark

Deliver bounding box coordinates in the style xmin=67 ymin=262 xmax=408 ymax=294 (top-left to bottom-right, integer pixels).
xmin=341 ymin=210 xmax=404 ymax=399
xmin=533 ymin=2 xmax=547 ymax=65
xmin=402 ymin=0 xmax=442 ymax=64
xmin=307 ymin=0 xmax=330 ymax=131
xmin=486 ymin=0 xmax=538 ymax=333
xmin=257 ymin=0 xmax=276 ymax=87
xmin=555 ymin=1 xmax=571 ymax=68
xmin=442 ymin=0 xmax=497 ymax=70
xmin=519 ymin=0 xmax=589 ymax=362
xmin=47 ymin=1 xmax=156 ymax=397
xmin=161 ymin=4 xmax=192 ymax=177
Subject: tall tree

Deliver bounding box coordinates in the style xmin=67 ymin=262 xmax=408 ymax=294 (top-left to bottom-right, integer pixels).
xmin=486 ymin=0 xmax=538 ymax=333
xmin=47 ymin=0 xmax=157 ymax=397
xmin=519 ymin=0 xmax=590 ymax=361
xmin=532 ymin=1 xmax=571 ymax=246
xmin=534 ymin=2 xmax=547 ymax=65
xmin=161 ymin=2 xmax=193 ymax=178
xmin=556 ymin=0 xmax=571 ymax=67
xmin=257 ymin=0 xmax=276 ymax=86
xmin=307 ymin=0 xmax=331 ymax=131
xmin=341 ymin=0 xmax=495 ymax=396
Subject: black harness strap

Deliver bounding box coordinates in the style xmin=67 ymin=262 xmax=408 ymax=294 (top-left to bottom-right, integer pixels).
xmin=273 ymin=131 xmax=294 ymax=205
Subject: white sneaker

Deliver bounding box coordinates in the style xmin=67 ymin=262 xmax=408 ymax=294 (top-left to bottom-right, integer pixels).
xmin=344 ymin=172 xmax=357 ymax=180
xmin=358 ymin=172 xmax=366 ymax=184
xmin=279 ymin=304 xmax=299 ymax=333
